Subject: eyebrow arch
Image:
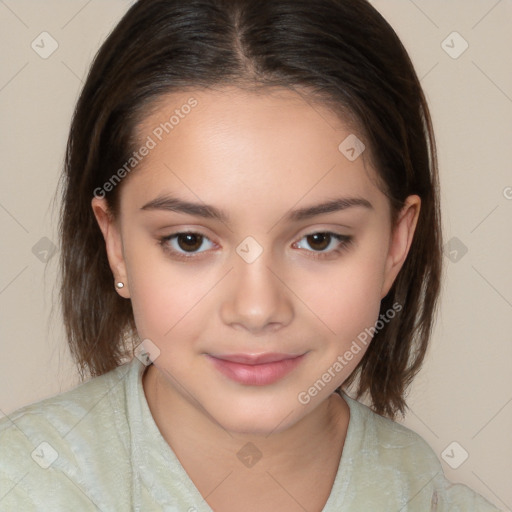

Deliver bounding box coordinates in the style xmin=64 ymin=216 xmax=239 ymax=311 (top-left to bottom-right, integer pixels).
xmin=141 ymin=195 xmax=230 ymax=223
xmin=286 ymin=196 xmax=373 ymax=221
xmin=140 ymin=194 xmax=373 ymax=224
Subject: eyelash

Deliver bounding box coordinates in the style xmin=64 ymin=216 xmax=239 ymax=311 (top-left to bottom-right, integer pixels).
xmin=158 ymin=231 xmax=353 ymax=262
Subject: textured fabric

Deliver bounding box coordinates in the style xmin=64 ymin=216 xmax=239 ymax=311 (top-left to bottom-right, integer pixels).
xmin=0 ymin=357 xmax=501 ymax=511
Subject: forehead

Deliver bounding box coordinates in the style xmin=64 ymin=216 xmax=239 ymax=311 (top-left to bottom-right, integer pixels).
xmin=122 ymin=86 xmax=386 ymax=219
xmin=137 ymin=86 xmax=362 ymax=151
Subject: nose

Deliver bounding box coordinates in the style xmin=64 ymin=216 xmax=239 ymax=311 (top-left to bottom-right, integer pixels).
xmin=219 ymin=252 xmax=294 ymax=334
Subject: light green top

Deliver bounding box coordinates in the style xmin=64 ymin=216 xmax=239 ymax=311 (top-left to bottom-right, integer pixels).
xmin=0 ymin=357 xmax=501 ymax=511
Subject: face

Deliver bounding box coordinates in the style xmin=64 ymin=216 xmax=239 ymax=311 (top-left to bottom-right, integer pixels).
xmin=93 ymin=87 xmax=420 ymax=435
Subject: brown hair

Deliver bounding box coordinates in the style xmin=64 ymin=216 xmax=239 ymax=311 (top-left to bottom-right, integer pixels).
xmin=59 ymin=0 xmax=442 ymax=419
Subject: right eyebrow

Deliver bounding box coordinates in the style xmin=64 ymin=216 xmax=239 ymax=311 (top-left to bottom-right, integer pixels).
xmin=141 ymin=195 xmax=230 ymax=223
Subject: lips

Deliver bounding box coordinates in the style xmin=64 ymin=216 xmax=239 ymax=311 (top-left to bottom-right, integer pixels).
xmin=207 ymin=352 xmax=307 ymax=386
xmin=210 ymin=353 xmax=303 ymax=365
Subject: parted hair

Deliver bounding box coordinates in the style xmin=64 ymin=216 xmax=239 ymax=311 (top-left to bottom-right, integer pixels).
xmin=59 ymin=0 xmax=442 ymax=419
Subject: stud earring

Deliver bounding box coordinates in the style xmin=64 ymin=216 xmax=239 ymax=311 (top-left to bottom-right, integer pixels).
xmin=116 ymin=282 xmax=125 ymax=289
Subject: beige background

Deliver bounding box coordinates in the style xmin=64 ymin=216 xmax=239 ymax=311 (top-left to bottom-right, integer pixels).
xmin=1 ymin=0 xmax=511 ymax=509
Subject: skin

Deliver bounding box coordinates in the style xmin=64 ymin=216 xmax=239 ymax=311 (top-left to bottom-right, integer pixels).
xmin=92 ymin=86 xmax=420 ymax=511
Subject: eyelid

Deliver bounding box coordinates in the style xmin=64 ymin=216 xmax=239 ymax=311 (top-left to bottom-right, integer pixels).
xmin=159 ymin=230 xmax=216 ymax=260
xmin=292 ymin=232 xmax=353 ymax=259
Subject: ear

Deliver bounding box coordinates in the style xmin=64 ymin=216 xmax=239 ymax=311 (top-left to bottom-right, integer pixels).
xmin=91 ymin=197 xmax=130 ymax=298
xmin=380 ymin=195 xmax=421 ymax=299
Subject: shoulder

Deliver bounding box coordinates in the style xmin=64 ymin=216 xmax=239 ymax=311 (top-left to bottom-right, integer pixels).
xmin=0 ymin=361 xmax=132 ymax=444
xmin=343 ymin=393 xmax=442 ymax=471
xmin=0 ymin=361 xmax=135 ymax=510
xmin=340 ymin=394 xmax=502 ymax=511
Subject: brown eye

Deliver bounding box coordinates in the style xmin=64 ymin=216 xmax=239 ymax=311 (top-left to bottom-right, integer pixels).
xmin=176 ymin=233 xmax=203 ymax=252
xmin=294 ymin=231 xmax=353 ymax=259
xmin=160 ymin=231 xmax=215 ymax=260
xmin=305 ymin=233 xmax=331 ymax=251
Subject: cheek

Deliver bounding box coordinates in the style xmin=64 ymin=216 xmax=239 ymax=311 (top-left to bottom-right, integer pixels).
xmin=123 ymin=240 xmax=207 ymax=340
xmin=296 ymin=250 xmax=387 ymax=339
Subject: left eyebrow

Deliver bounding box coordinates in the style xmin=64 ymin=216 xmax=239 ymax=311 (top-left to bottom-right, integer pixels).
xmin=284 ymin=197 xmax=373 ymax=222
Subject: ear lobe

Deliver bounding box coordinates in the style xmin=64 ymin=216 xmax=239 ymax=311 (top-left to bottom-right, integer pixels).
xmin=381 ymin=195 xmax=421 ymax=299
xmin=91 ymin=197 xmax=130 ymax=298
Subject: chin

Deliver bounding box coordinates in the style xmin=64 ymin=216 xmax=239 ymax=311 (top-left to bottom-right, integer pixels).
xmin=222 ymin=418 xmax=290 ymax=437
xmin=212 ymin=404 xmax=303 ymax=437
